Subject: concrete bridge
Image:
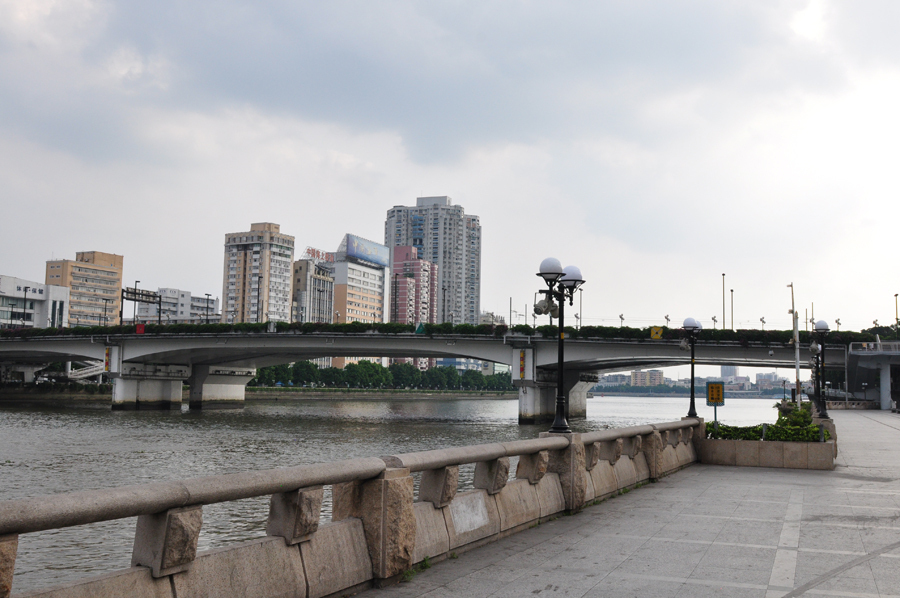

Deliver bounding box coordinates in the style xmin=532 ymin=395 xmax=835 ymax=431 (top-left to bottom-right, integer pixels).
xmin=0 ymin=330 xmax=847 ymax=422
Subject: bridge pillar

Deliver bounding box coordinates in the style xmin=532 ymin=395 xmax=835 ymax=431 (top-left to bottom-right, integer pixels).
xmin=112 ymin=378 xmax=183 ymax=410
xmin=514 ymin=370 xmax=595 ymax=425
xmin=881 ymin=364 xmax=893 ymax=410
xmin=188 ymin=366 xmax=255 ymax=410
xmin=111 ymin=364 xmax=190 ymax=410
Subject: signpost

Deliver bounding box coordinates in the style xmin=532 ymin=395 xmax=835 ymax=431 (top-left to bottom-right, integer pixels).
xmin=706 ymin=381 xmax=724 ymax=432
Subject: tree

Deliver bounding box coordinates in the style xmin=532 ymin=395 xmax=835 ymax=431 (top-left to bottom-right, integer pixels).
xmin=461 ymin=369 xmax=485 ymax=390
xmin=318 ymin=367 xmax=345 ymax=387
xmin=389 ymin=362 xmax=422 ymax=388
xmin=292 ymin=361 xmax=320 ymax=386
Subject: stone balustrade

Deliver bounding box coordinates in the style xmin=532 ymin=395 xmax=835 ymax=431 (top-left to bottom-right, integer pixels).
xmin=0 ymin=418 xmax=703 ymax=598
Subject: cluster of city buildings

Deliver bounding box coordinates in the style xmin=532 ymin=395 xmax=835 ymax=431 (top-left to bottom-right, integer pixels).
xmin=1 ymin=196 xmax=503 ymax=374
xmin=596 ymin=366 xmax=792 ymax=392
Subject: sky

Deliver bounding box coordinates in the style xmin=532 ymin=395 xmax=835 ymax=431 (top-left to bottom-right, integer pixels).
xmin=3 ymin=0 xmax=900 ymax=359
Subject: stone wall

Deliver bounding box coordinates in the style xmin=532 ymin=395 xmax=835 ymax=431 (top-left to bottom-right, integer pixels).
xmin=3 ymin=419 xmax=704 ymax=598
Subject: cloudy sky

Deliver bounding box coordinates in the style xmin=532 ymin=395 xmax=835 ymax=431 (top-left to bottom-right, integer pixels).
xmin=3 ymin=0 xmax=899 ymax=342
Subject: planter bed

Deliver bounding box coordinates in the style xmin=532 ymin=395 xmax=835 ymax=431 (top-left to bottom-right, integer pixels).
xmin=698 ymin=438 xmax=834 ymax=470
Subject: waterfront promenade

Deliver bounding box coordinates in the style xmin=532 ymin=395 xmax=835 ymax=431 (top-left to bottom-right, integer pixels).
xmin=364 ymin=410 xmax=900 ymax=598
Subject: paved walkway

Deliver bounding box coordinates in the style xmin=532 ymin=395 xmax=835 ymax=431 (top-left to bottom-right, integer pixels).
xmin=361 ymin=411 xmax=900 ymax=598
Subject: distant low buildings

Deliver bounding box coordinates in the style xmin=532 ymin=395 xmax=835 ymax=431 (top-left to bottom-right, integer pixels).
xmin=0 ymin=275 xmax=69 ymax=329
xmin=137 ymin=288 xmax=220 ymax=324
xmin=631 ymin=370 xmax=665 ymax=386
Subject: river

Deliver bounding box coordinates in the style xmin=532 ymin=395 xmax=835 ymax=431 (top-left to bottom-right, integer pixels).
xmin=0 ymin=395 xmax=779 ymax=593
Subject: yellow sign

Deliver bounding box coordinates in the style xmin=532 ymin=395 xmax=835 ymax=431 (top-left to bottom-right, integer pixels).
xmin=706 ymin=382 xmax=725 ymax=406
xmin=650 ymin=327 xmax=663 ymax=340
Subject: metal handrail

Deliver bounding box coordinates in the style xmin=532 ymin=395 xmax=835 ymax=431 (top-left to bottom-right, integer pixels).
xmin=850 ymin=341 xmax=900 ymax=352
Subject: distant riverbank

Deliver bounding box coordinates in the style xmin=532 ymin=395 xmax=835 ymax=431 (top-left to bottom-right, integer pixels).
xmin=0 ymin=385 xmax=517 ymax=406
xmin=245 ymin=387 xmax=517 ymax=400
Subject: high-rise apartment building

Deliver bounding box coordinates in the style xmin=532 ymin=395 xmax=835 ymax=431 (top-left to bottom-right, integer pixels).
xmin=389 ymin=246 xmax=438 ymax=326
xmin=222 ymin=223 xmax=295 ymax=323
xmin=384 ymin=196 xmax=481 ymax=325
xmin=45 ymin=251 xmax=123 ymax=325
xmin=137 ymin=288 xmax=220 ymax=323
xmin=291 ymin=249 xmax=335 ymax=324
xmin=721 ymin=366 xmax=740 ymax=379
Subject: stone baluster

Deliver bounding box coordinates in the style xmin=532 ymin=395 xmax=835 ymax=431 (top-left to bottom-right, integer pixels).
xmin=516 ymin=451 xmax=549 ymax=483
xmin=641 ymin=431 xmax=663 ymax=480
xmin=266 ymin=485 xmax=324 ymax=544
xmin=0 ymin=534 xmax=16 ymax=598
xmin=541 ymin=433 xmax=586 ymax=513
xmin=474 ymin=458 xmax=510 ymax=494
xmin=333 ymin=468 xmax=415 ymax=582
xmin=131 ymin=505 xmax=203 ymax=578
xmin=598 ymin=439 xmax=623 ymax=465
xmin=418 ymin=466 xmax=458 ymax=507
xmin=584 ymin=444 xmax=600 ymax=471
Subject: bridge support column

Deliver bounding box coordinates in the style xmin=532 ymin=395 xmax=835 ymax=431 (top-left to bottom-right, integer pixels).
xmin=188 ymin=366 xmax=255 ymax=410
xmin=514 ymin=371 xmax=596 ymax=425
xmin=881 ymin=364 xmax=892 ymax=410
xmin=112 ymin=378 xmax=183 ymax=410
xmin=111 ymin=364 xmax=190 ymax=410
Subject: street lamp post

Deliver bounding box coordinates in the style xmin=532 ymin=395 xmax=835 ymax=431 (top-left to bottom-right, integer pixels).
xmin=533 ymin=258 xmax=585 ymax=433
xmin=205 ymin=293 xmax=211 ymax=324
xmin=683 ymin=318 xmax=702 ymax=417
xmin=813 ymin=320 xmax=830 ymax=419
xmin=133 ymin=281 xmax=140 ymax=324
xmin=730 ymin=289 xmax=734 ymax=331
xmin=257 ymin=275 xmax=264 ymax=324
xmin=21 ymin=286 xmax=31 ymax=327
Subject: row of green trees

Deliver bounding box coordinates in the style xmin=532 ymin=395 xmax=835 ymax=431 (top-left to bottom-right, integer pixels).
xmin=250 ymin=360 xmax=515 ymax=391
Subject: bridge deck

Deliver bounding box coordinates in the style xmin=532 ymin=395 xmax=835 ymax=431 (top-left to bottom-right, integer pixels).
xmin=362 ymin=411 xmax=900 ymax=598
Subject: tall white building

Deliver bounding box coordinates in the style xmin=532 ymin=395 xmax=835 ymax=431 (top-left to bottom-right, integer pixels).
xmin=384 ymin=196 xmax=481 ymax=325
xmin=137 ymin=288 xmax=221 ymax=323
xmin=221 ymin=223 xmax=295 ymax=323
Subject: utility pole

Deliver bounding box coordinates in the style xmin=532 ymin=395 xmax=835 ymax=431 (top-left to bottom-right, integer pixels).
xmin=788 ymin=283 xmax=800 ymax=403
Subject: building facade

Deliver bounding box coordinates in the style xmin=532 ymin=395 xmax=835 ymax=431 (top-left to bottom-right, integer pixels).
xmin=291 ymin=250 xmax=335 ymax=324
xmin=0 ymin=276 xmax=69 ymax=329
xmin=222 ymin=223 xmax=295 ymax=323
xmin=45 ymin=251 xmax=123 ymax=326
xmin=384 ymin=196 xmax=481 ymax=325
xmin=331 ymin=234 xmax=389 ymax=369
xmin=389 ymin=246 xmax=438 ymax=326
xmin=631 ymin=370 xmax=665 ymax=387
xmin=137 ymin=288 xmax=221 ymax=323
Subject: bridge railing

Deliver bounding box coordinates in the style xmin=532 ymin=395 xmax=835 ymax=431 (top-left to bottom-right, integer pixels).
xmin=850 ymin=341 xmax=900 ymax=353
xmin=0 ymin=419 xmax=704 ymax=598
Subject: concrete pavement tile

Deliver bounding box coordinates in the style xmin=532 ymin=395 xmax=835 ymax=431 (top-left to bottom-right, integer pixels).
xmin=655 ymin=517 xmax=727 ymax=543
xmin=690 ymin=544 xmax=776 ymax=585
xmin=367 ymin=580 xmax=441 ymax=597
xmin=793 ymin=551 xmax=875 ymax=586
xmin=675 ymin=581 xmax=767 ymax=598
xmin=733 ymin=500 xmax=789 ymax=520
xmin=485 ymin=568 xmax=607 ymax=598
xmin=798 ymin=524 xmax=864 ymax=552
xmin=717 ymin=519 xmax=783 ymax=547
xmin=868 ymin=556 xmax=900 ymax=595
xmin=582 ymin=575 xmax=682 ymax=598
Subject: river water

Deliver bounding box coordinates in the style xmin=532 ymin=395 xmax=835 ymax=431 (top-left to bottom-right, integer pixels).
xmin=0 ymin=395 xmax=778 ymax=593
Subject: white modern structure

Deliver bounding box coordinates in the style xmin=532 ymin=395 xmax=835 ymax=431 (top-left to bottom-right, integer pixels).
xmin=384 ymin=196 xmax=481 ymax=325
xmin=137 ymin=288 xmax=221 ymax=324
xmin=0 ymin=275 xmax=69 ymax=329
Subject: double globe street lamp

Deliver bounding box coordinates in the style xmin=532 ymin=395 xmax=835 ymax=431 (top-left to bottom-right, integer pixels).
xmin=810 ymin=320 xmax=830 ymax=419
xmin=533 ymin=258 xmax=585 ymax=433
xmin=682 ymin=317 xmax=703 ymax=418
